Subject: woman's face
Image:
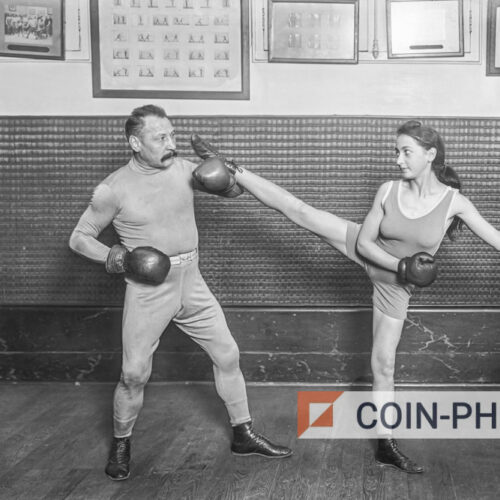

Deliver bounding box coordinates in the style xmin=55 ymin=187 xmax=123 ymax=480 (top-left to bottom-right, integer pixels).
xmin=395 ymin=134 xmax=436 ymax=180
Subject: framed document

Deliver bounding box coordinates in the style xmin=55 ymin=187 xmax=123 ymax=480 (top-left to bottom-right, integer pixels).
xmin=268 ymin=0 xmax=358 ymax=64
xmin=0 ymin=0 xmax=64 ymax=59
xmin=386 ymin=0 xmax=464 ymax=59
xmin=487 ymin=0 xmax=500 ymax=75
xmin=90 ymin=0 xmax=249 ymax=100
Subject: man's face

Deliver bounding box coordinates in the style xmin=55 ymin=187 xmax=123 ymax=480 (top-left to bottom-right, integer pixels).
xmin=130 ymin=115 xmax=177 ymax=169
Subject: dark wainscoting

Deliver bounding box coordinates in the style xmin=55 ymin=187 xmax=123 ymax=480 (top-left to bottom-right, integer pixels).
xmin=1 ymin=307 xmax=499 ymax=384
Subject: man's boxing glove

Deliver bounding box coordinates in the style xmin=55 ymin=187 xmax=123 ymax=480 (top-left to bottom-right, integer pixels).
xmin=190 ymin=133 xmax=243 ymax=177
xmin=191 ymin=133 xmax=222 ymax=160
xmin=106 ymin=245 xmax=170 ymax=285
xmin=190 ymin=134 xmax=244 ymax=198
xmin=192 ymin=157 xmax=238 ymax=194
xmin=397 ymin=252 xmax=438 ymax=287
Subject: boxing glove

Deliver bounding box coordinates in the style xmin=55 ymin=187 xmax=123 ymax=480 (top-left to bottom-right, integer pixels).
xmin=106 ymin=245 xmax=170 ymax=284
xmin=397 ymin=252 xmax=438 ymax=287
xmin=191 ymin=133 xmax=222 ymax=160
xmin=191 ymin=134 xmax=244 ymax=198
xmin=191 ymin=133 xmax=242 ymax=175
xmin=193 ymin=157 xmax=238 ymax=193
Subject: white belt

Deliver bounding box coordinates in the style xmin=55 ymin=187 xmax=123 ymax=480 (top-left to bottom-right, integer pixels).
xmin=169 ymin=248 xmax=198 ymax=265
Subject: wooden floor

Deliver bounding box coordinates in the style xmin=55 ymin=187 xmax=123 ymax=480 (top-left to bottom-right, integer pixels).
xmin=1 ymin=383 xmax=499 ymax=500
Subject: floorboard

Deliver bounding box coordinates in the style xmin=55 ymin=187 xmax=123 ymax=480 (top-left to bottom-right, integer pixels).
xmin=1 ymin=383 xmax=500 ymax=500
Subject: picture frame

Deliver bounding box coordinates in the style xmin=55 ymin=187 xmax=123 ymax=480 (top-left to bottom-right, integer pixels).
xmin=487 ymin=0 xmax=500 ymax=75
xmin=268 ymin=0 xmax=359 ymax=64
xmin=251 ymin=0 xmax=268 ymax=61
xmin=65 ymin=0 xmax=90 ymax=61
xmin=0 ymin=0 xmax=64 ymax=60
xmin=386 ymin=0 xmax=464 ymax=59
xmin=89 ymin=0 xmax=249 ymax=100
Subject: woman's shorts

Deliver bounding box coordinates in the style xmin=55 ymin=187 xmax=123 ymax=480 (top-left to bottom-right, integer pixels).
xmin=345 ymin=221 xmax=413 ymax=321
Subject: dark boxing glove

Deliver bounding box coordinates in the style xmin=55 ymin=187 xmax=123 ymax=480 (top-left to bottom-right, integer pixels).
xmin=397 ymin=252 xmax=438 ymax=287
xmin=191 ymin=134 xmax=244 ymax=198
xmin=193 ymin=156 xmax=238 ymax=195
xmin=191 ymin=133 xmax=222 ymax=160
xmin=190 ymin=133 xmax=242 ymax=177
xmin=106 ymin=245 xmax=170 ymax=285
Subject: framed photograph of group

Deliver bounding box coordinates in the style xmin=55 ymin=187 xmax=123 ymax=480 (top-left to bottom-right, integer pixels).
xmin=89 ymin=0 xmax=250 ymax=99
xmin=0 ymin=0 xmax=65 ymax=59
xmin=268 ymin=0 xmax=359 ymax=64
xmin=487 ymin=0 xmax=500 ymax=75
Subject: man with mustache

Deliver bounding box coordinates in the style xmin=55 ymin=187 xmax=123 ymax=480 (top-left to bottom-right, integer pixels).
xmin=69 ymin=104 xmax=291 ymax=481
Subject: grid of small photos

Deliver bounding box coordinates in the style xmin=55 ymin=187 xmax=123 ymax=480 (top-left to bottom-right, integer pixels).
xmin=100 ymin=0 xmax=242 ymax=91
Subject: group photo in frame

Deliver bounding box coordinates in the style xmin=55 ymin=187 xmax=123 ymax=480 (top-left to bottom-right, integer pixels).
xmin=0 ymin=0 xmax=64 ymax=59
xmin=90 ymin=0 xmax=249 ymax=100
xmin=268 ymin=0 xmax=359 ymax=64
xmin=487 ymin=0 xmax=500 ymax=75
xmin=386 ymin=0 xmax=464 ymax=59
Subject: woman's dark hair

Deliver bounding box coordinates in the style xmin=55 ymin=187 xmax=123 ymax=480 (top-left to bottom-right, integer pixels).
xmin=124 ymin=104 xmax=168 ymax=140
xmin=397 ymin=120 xmax=463 ymax=240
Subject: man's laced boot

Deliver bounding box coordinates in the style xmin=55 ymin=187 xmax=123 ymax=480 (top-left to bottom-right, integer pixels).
xmin=105 ymin=436 xmax=131 ymax=480
xmin=231 ymin=421 xmax=292 ymax=459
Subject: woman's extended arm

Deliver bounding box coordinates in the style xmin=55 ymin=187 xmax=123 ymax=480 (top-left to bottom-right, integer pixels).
xmin=356 ymin=182 xmax=400 ymax=272
xmin=452 ymin=193 xmax=500 ymax=250
xmin=234 ymin=167 xmax=349 ymax=251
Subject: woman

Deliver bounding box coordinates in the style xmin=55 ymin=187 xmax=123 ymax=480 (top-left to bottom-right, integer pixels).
xmin=224 ymin=120 xmax=500 ymax=473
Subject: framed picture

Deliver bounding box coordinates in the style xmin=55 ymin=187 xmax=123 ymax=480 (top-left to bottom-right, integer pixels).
xmin=90 ymin=0 xmax=249 ymax=100
xmin=268 ymin=0 xmax=359 ymax=64
xmin=65 ymin=0 xmax=90 ymax=61
xmin=251 ymin=0 xmax=268 ymax=61
xmin=0 ymin=0 xmax=64 ymax=59
xmin=487 ymin=0 xmax=500 ymax=75
xmin=386 ymin=0 xmax=463 ymax=59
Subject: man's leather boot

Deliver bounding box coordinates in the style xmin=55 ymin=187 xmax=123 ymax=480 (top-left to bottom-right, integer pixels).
xmin=105 ymin=436 xmax=131 ymax=480
xmin=231 ymin=421 xmax=292 ymax=459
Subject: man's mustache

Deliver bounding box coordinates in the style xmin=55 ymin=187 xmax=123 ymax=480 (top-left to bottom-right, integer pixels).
xmin=161 ymin=150 xmax=177 ymax=162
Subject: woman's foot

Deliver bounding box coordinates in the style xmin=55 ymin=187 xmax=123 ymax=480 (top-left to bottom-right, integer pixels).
xmin=375 ymin=438 xmax=424 ymax=474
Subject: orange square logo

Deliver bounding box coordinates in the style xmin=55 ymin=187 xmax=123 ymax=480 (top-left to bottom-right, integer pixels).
xmin=297 ymin=391 xmax=344 ymax=438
